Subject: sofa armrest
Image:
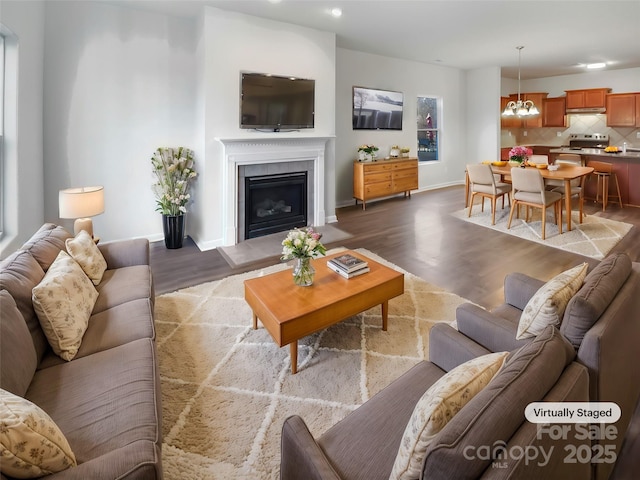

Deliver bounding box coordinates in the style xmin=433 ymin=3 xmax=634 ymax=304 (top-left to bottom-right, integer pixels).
xmin=456 ymin=303 xmax=529 ymax=353
xmin=281 ymin=415 xmax=342 ymax=480
xmin=45 ymin=440 xmax=161 ymax=479
xmin=98 ymin=238 xmax=149 ymax=269
xmin=429 ymin=323 xmax=492 ymax=372
xmin=503 ymin=272 xmax=545 ymax=310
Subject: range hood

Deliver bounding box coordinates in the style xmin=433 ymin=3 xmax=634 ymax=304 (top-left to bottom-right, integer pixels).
xmin=566 ymin=107 xmax=606 ymax=114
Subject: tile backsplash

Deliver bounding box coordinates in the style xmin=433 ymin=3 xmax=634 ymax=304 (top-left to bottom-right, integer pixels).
xmin=501 ymin=114 xmax=639 ymax=148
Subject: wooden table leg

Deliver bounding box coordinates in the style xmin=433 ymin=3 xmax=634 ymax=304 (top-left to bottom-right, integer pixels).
xmin=564 ymin=178 xmax=573 ymax=231
xmin=252 ymin=313 xmax=258 ymax=330
xmin=465 ymin=170 xmax=470 ymax=207
xmin=381 ymin=300 xmax=389 ymax=331
xmin=290 ymin=342 xmax=298 ymax=374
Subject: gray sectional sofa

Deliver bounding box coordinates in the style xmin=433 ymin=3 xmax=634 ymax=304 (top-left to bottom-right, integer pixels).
xmin=431 ymin=252 xmax=640 ymax=480
xmin=1 ymin=224 xmax=162 ymax=479
xmin=281 ymin=252 xmax=640 ymax=480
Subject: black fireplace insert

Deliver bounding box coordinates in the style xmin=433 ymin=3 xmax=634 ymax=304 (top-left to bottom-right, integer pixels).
xmin=245 ymin=172 xmax=308 ymax=239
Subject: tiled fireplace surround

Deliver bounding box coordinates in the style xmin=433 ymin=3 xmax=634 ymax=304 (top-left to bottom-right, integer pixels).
xmin=217 ymin=137 xmax=329 ymax=246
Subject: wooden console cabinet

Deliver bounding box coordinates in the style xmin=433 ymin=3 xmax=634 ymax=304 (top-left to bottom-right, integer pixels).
xmin=353 ymin=157 xmax=418 ymax=210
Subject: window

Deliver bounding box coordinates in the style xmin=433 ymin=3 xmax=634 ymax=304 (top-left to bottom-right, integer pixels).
xmin=417 ymin=96 xmax=440 ymax=162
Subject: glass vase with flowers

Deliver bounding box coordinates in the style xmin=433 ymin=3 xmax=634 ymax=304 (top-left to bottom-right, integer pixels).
xmin=281 ymin=227 xmax=326 ymax=286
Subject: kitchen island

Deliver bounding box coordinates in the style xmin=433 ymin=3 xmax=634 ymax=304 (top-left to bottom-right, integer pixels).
xmin=550 ymin=148 xmax=640 ymax=207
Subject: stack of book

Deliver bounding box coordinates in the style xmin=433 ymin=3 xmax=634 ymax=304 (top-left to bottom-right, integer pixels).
xmin=327 ymin=253 xmax=370 ymax=279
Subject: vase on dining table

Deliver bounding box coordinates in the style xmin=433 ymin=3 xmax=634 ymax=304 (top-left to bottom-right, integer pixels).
xmin=292 ymin=257 xmax=315 ymax=286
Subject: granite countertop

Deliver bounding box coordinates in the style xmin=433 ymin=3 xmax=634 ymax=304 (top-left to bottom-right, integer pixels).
xmin=549 ymin=147 xmax=640 ymax=159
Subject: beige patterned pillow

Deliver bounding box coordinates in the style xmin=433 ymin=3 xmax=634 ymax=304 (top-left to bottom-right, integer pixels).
xmin=389 ymin=351 xmax=509 ymax=480
xmin=516 ymin=263 xmax=588 ymax=340
xmin=0 ymin=388 xmax=77 ymax=477
xmin=65 ymin=229 xmax=107 ymax=285
xmin=32 ymin=250 xmax=98 ymax=361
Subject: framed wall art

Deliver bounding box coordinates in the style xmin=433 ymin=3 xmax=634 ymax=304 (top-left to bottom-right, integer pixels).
xmin=352 ymin=86 xmax=403 ymax=130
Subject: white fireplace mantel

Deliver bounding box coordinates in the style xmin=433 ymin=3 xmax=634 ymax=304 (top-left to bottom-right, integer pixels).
xmin=216 ymin=136 xmax=331 ymax=246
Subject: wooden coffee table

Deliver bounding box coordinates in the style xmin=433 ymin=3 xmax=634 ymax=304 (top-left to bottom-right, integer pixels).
xmin=244 ymin=250 xmax=404 ymax=374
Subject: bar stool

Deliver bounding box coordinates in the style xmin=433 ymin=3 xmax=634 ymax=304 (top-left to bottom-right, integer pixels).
xmin=586 ymin=160 xmax=623 ymax=211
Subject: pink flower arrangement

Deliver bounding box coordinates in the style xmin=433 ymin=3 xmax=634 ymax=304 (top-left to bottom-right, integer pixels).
xmin=508 ymin=146 xmax=533 ymax=163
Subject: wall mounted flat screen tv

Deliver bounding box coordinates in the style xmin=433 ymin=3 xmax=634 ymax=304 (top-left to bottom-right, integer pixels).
xmin=353 ymin=86 xmax=403 ymax=130
xmin=240 ymin=73 xmax=315 ymax=131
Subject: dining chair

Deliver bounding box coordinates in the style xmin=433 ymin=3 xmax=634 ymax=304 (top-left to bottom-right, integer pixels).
xmin=555 ymin=153 xmax=582 ymax=166
xmin=466 ymin=164 xmax=512 ymax=225
xmin=544 ymin=154 xmax=585 ymax=223
xmin=528 ymin=154 xmax=549 ymax=165
xmin=507 ymin=167 xmax=563 ymax=240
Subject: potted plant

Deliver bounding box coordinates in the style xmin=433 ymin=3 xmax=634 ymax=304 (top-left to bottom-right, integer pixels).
xmin=358 ymin=144 xmax=379 ymax=161
xmin=400 ymin=147 xmax=411 ymax=157
xmin=151 ymin=147 xmax=197 ymax=249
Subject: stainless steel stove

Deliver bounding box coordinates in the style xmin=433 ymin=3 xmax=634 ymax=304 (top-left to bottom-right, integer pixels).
xmin=568 ymin=133 xmax=609 ymax=150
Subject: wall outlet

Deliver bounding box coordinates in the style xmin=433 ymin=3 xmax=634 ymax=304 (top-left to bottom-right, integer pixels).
xmin=557 ymin=131 xmax=562 ymax=137
xmin=523 ymin=131 xmax=528 ymax=137
xmin=637 ymin=132 xmax=640 ymax=139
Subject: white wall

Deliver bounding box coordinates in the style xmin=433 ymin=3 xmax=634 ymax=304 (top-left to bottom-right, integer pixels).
xmin=467 ymin=67 xmax=502 ymax=164
xmin=192 ymin=7 xmax=336 ymax=249
xmin=0 ymin=0 xmax=45 ymax=258
xmin=335 ymin=48 xmax=469 ymax=207
xmin=42 ymin=1 xmax=197 ymax=243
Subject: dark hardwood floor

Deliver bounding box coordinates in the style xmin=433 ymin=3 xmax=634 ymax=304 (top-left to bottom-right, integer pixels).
xmin=150 ymin=185 xmax=640 ymax=479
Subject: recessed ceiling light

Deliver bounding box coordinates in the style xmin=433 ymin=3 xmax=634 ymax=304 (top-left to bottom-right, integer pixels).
xmin=330 ymin=7 xmax=342 ymax=17
xmin=586 ymin=62 xmax=606 ymax=69
xmin=268 ymin=0 xmax=282 ymax=4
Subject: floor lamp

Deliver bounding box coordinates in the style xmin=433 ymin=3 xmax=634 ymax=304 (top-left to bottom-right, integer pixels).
xmin=59 ymin=186 xmax=105 ymax=239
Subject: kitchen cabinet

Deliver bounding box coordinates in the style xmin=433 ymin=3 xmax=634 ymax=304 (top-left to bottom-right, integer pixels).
xmin=521 ymin=93 xmax=548 ymax=128
xmin=532 ymin=146 xmax=552 ymax=157
xmin=500 ymin=93 xmax=547 ymax=128
xmin=500 ymin=96 xmax=522 ymax=128
xmin=542 ymin=97 xmax=566 ymax=127
xmin=353 ymin=157 xmax=418 ymax=210
xmin=606 ymin=93 xmax=639 ymax=127
xmin=565 ymin=88 xmax=610 ymax=109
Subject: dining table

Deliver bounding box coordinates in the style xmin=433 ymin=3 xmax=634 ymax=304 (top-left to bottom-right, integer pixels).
xmin=465 ymin=163 xmax=594 ymax=232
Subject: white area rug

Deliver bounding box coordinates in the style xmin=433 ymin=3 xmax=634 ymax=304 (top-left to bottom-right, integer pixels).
xmin=452 ymin=206 xmax=633 ymax=260
xmin=156 ymin=248 xmax=467 ymax=479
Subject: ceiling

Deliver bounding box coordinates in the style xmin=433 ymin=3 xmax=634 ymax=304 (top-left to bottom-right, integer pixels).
xmin=102 ymin=0 xmax=640 ymax=79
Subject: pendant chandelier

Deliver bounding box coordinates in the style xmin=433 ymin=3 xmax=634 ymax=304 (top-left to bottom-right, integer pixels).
xmin=502 ymin=46 xmax=539 ymax=117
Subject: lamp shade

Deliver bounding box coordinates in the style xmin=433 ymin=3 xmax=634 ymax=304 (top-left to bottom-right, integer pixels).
xmin=59 ymin=186 xmax=105 ymax=219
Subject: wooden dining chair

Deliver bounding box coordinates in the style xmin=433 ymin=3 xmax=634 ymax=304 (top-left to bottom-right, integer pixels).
xmin=545 ymin=154 xmax=585 ymax=223
xmin=466 ymin=164 xmax=512 ymax=225
xmin=507 ymin=168 xmax=563 ymax=240
xmin=528 ymin=154 xmax=549 ymax=165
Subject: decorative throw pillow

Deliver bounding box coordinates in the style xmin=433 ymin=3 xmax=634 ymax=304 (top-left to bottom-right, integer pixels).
xmin=65 ymin=229 xmax=107 ymax=285
xmin=0 ymin=388 xmax=77 ymax=477
xmin=32 ymin=250 xmax=99 ymax=361
xmin=389 ymin=351 xmax=509 ymax=480
xmin=516 ymin=263 xmax=588 ymax=340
